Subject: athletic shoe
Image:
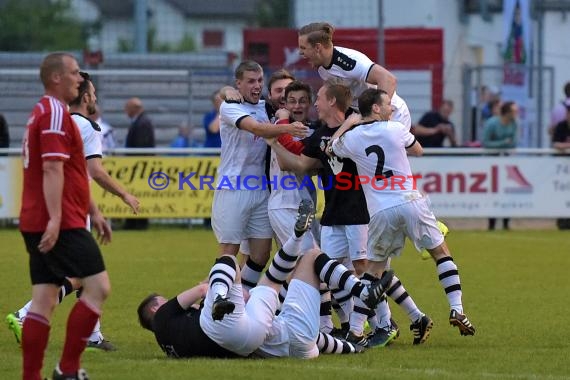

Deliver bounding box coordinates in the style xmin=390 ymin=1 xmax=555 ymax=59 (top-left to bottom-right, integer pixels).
xmin=363 ymin=270 xmax=394 ymax=309
xmin=390 ymin=317 xmax=400 ymax=340
xmin=52 ymin=365 xmax=89 ymax=380
xmin=294 ymin=199 xmax=315 ymax=236
xmin=367 ymin=327 xmax=398 ymax=347
xmin=330 ymin=323 xmax=349 ymax=339
xmin=345 ymin=331 xmax=369 ymax=348
xmin=421 ymin=220 xmax=449 ymax=260
xmin=211 ymin=295 xmax=235 ymax=321
xmin=410 ymin=314 xmax=434 ymax=345
xmin=85 ymin=339 xmax=117 ymax=352
xmin=449 ymin=309 xmax=476 ymax=336
xmin=343 ymin=339 xmax=367 ymax=353
xmin=5 ymin=311 xmax=23 ymax=345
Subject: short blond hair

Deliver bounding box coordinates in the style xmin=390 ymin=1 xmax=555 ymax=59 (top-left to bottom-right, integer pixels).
xmin=322 ymin=79 xmax=351 ymax=113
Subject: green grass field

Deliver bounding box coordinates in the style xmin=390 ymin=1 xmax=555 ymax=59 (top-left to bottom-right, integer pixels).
xmin=1 ymin=227 xmax=569 ymax=380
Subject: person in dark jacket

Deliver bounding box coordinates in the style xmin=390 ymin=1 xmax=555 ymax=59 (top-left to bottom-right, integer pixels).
xmin=124 ymin=97 xmax=155 ymax=230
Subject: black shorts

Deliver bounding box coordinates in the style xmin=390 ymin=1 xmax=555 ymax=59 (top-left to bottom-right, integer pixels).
xmin=22 ymin=228 xmax=106 ymax=285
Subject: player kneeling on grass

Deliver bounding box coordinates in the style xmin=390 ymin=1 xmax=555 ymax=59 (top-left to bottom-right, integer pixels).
xmin=137 ymin=200 xmax=394 ymax=358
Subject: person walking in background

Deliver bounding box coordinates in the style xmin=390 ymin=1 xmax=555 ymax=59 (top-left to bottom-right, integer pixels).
xmin=483 ymin=101 xmax=519 ymax=231
xmin=412 ymin=100 xmax=458 ymax=147
xmin=124 ymin=97 xmax=155 ymax=230
xmin=19 ymin=52 xmax=112 ymax=380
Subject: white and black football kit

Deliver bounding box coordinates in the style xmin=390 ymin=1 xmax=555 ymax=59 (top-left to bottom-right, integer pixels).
xmin=318 ymin=46 xmax=411 ymax=130
xmin=331 ymin=120 xmax=444 ymax=261
xmin=212 ymin=100 xmax=273 ymax=244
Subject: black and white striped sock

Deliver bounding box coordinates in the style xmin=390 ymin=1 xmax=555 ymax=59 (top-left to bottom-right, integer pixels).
xmin=331 ymin=288 xmax=354 ymax=325
xmin=437 ymin=256 xmax=463 ymax=313
xmin=240 ymin=257 xmax=265 ymax=291
xmin=314 ymin=253 xmax=367 ymax=300
xmin=319 ymin=286 xmax=334 ymax=333
xmin=208 ymin=255 xmax=237 ymax=298
xmin=386 ymin=274 xmax=423 ymax=323
xmin=317 ymin=332 xmax=360 ymax=354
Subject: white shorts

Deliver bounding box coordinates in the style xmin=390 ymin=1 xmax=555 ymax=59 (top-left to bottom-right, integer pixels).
xmin=367 ymin=198 xmax=444 ymax=262
xmin=212 ymin=190 xmax=273 ymax=244
xmin=269 ymin=208 xmax=319 ymax=252
xmin=256 ymin=279 xmax=320 ymax=359
xmin=200 ymin=284 xmax=279 ymax=357
xmin=320 ymin=225 xmax=368 ymax=261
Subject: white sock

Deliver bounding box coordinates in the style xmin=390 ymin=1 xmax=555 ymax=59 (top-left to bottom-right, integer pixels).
xmin=89 ymin=319 xmax=103 ymax=342
xmin=17 ymin=300 xmax=33 ymax=320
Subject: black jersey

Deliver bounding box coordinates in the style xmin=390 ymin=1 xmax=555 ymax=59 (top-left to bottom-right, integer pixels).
xmin=153 ymin=298 xmax=238 ymax=359
xmin=303 ymin=125 xmax=369 ymax=226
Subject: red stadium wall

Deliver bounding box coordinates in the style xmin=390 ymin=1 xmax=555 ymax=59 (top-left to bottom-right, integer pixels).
xmin=243 ymin=28 xmax=443 ymax=109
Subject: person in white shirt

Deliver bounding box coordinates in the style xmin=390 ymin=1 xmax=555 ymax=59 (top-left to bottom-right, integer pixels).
xmin=212 ymin=60 xmax=309 ymax=292
xmin=330 ymin=88 xmax=475 ymax=339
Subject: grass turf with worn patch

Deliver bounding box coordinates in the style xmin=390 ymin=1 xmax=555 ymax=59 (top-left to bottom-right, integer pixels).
xmin=1 ymin=228 xmax=569 ymax=380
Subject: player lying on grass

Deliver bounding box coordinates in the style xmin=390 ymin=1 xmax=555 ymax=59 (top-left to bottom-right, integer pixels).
xmin=137 ymin=199 xmax=394 ymax=359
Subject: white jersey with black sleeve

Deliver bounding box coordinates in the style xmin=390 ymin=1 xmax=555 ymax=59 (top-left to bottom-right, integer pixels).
xmin=217 ymin=100 xmax=270 ymax=188
xmin=71 ymin=112 xmax=103 ymax=231
xmin=318 ymin=46 xmax=411 ymax=129
xmin=71 ymin=113 xmax=103 ymax=159
xmin=331 ymin=120 xmax=420 ymax=215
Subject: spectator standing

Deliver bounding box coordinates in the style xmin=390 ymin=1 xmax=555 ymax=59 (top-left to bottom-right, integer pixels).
xmin=203 ymin=90 xmax=223 ymax=149
xmin=552 ymin=105 xmax=570 ymax=150
xmin=549 ymin=81 xmax=570 ymax=135
xmin=0 ymin=113 xmax=9 ymax=155
xmin=125 ymin=97 xmax=155 ymax=151
xmin=124 ymin=97 xmax=155 ymax=230
xmin=483 ymin=101 xmax=519 ymax=230
xmin=413 ymin=100 xmax=458 ymax=147
xmin=170 ymin=124 xmax=191 ymax=149
xmin=202 ymin=90 xmax=223 ymax=228
xmin=552 ymin=105 xmax=570 ymax=229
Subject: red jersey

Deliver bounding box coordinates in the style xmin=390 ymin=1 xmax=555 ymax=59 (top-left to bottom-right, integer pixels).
xmin=19 ymin=96 xmax=90 ymax=232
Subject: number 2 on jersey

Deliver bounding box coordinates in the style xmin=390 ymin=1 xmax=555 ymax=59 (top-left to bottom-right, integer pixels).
xmin=365 ymin=145 xmax=393 ymax=179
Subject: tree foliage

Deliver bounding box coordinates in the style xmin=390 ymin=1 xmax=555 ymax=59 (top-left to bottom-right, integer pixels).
xmin=255 ymin=0 xmax=290 ymax=27
xmin=0 ymin=0 xmax=86 ymax=51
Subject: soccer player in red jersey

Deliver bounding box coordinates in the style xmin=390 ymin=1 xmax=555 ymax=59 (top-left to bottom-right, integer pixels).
xmin=19 ymin=52 xmax=112 ymax=380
